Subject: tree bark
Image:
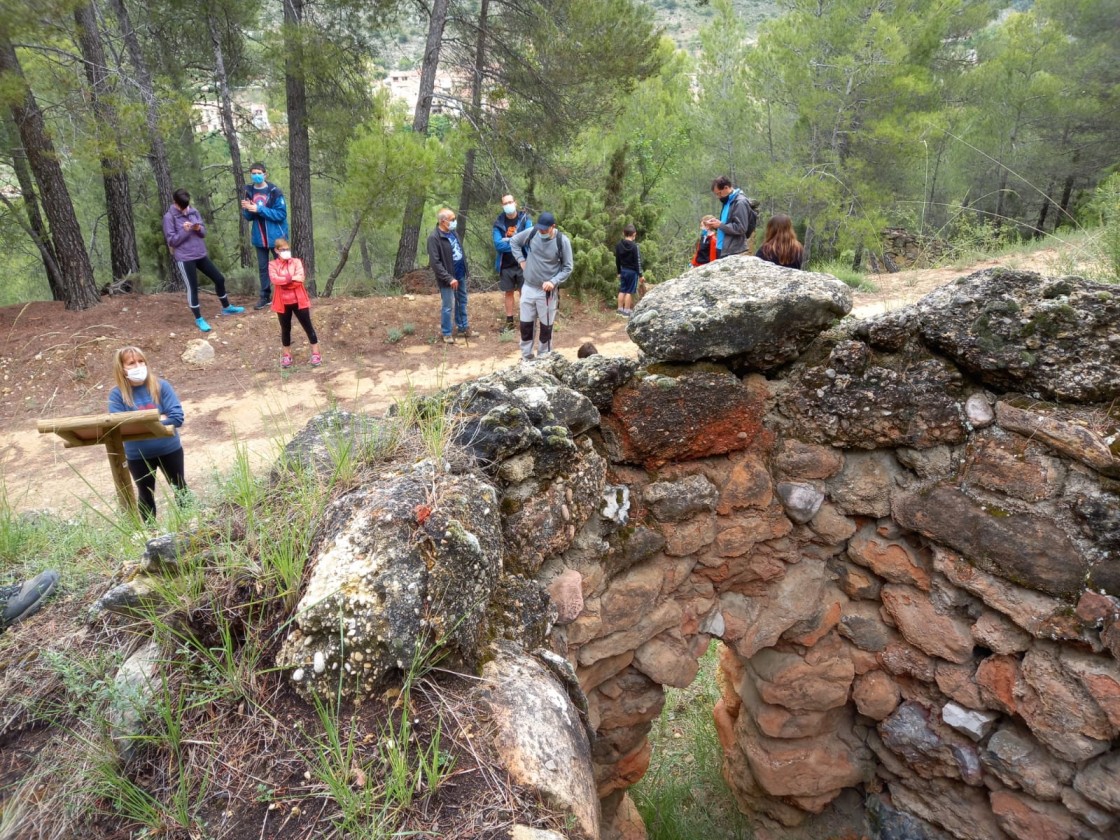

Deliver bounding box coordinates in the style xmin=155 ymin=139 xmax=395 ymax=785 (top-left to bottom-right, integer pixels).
xmin=392 ymin=0 xmax=451 ymax=278
xmin=75 ymin=1 xmax=140 ymax=281
xmin=107 ymin=0 xmax=180 ymax=290
xmin=4 ymin=113 xmax=64 ymax=300
xmin=0 ymin=36 xmax=99 ymax=310
xmin=323 ymin=211 xmax=366 ymax=298
xmin=284 ymin=0 xmax=316 ymax=294
xmin=208 ymin=8 xmax=251 ymax=268
xmin=455 ymin=0 xmax=490 ymax=245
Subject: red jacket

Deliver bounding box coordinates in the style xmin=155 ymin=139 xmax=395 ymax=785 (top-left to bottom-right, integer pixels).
xmin=269 ymin=257 xmax=311 ymax=312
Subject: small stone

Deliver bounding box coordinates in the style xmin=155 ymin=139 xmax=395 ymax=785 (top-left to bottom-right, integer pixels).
xmin=965 ymin=393 xmax=994 ymax=427
xmin=941 ymin=702 xmax=998 ymax=741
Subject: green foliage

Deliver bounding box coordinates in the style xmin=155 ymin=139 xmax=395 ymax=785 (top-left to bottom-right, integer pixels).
xmin=1088 ymin=172 xmax=1120 ymax=281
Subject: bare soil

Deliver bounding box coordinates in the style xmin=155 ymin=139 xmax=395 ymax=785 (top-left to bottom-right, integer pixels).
xmin=1 ymin=250 xmax=1071 ymax=516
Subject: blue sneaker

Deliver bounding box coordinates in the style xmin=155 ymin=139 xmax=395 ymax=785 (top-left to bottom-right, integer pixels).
xmin=195 ymin=317 xmax=212 ymax=332
xmin=220 ymin=305 xmax=245 ymax=315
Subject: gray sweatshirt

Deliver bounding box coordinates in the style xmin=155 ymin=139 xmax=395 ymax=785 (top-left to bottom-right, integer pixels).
xmin=510 ymin=228 xmax=574 ymax=289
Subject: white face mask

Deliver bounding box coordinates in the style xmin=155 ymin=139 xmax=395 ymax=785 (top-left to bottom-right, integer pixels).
xmin=125 ymin=364 xmax=148 ymax=384
xmin=448 ymin=220 xmax=458 ymax=231
xmin=502 ymin=203 xmax=516 ymax=215
xmin=278 ymin=250 xmax=292 ymax=260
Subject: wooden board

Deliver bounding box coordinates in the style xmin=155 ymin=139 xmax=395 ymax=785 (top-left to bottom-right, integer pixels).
xmin=37 ymin=409 xmax=174 ymax=449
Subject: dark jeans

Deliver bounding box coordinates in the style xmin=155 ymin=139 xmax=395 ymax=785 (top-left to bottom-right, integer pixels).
xmin=176 ymin=257 xmax=231 ymax=317
xmin=256 ymin=246 xmax=272 ymax=300
xmin=127 ymin=447 xmax=187 ymax=521
xmin=278 ymin=304 xmax=318 ymax=347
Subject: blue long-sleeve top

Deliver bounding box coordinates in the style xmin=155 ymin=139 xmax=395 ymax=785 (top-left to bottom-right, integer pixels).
xmin=108 ymin=379 xmax=184 ymax=460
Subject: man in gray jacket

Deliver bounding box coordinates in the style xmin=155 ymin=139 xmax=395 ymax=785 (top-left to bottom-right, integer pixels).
xmin=510 ymin=211 xmax=573 ymax=359
xmin=704 ymin=176 xmax=757 ymax=257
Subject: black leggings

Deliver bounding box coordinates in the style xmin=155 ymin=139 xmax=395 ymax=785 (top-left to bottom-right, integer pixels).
xmin=127 ymin=447 xmax=187 ymax=521
xmin=278 ymin=304 xmax=318 ymax=347
xmin=176 ymin=256 xmax=231 ymax=317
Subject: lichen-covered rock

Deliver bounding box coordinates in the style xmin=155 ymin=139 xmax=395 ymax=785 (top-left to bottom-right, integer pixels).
xmin=916 ymin=268 xmax=1120 ymax=403
xmin=276 ymin=465 xmax=503 ymax=700
xmin=275 ymin=409 xmax=389 ymax=482
xmin=777 ymin=338 xmax=968 ymax=450
xmin=642 ymin=474 xmax=718 ymax=522
xmin=558 ymin=355 xmax=640 ymax=413
xmin=627 ymin=255 xmax=852 ymax=370
xmin=602 ymin=364 xmax=770 ymax=468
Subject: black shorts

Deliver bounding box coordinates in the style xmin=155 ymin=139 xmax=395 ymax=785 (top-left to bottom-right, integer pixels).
xmin=499 ymin=265 xmax=524 ymax=292
xmin=619 ymin=269 xmax=640 ymax=295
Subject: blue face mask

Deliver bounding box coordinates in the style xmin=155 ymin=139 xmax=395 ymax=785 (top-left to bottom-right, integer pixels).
xmin=448 ymin=220 xmax=458 ymax=231
xmin=251 ymin=173 xmax=265 ymax=185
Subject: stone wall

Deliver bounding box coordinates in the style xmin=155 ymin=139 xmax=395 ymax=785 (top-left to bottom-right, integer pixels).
xmin=280 ymin=258 xmax=1120 ymax=839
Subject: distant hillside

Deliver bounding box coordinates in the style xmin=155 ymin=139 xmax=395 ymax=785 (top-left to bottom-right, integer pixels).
xmin=642 ymin=0 xmax=782 ymax=50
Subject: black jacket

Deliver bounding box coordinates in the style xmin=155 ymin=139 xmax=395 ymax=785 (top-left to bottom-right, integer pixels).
xmin=426 ymin=227 xmax=465 ymax=287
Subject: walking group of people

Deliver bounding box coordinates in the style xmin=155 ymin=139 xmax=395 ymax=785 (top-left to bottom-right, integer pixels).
xmin=162 ymin=162 xmax=321 ymax=370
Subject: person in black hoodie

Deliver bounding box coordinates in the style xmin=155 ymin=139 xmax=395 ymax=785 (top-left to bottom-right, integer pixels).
xmin=614 ymin=224 xmax=645 ymax=316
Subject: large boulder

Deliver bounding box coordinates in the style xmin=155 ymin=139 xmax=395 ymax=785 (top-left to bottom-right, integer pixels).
xmin=915 ymin=268 xmax=1120 ymax=403
xmin=626 ymin=255 xmax=852 ymax=370
xmin=276 ymin=464 xmax=505 ymax=700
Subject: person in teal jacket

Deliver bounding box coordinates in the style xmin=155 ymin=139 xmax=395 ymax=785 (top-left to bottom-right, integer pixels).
xmin=107 ymin=346 xmax=188 ymax=521
xmin=240 ymin=162 xmax=289 ymax=309
xmin=492 ymin=194 xmax=533 ymax=332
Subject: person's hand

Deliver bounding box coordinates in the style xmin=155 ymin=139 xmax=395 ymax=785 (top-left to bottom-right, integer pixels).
xmin=519 ymin=260 xmax=526 ymax=269
xmin=543 ymin=282 xmax=555 ymax=292
xmin=450 ymin=279 xmax=459 ymax=289
xmin=241 ymin=199 xmax=256 ymax=212
xmin=182 ymin=221 xmax=192 ymax=230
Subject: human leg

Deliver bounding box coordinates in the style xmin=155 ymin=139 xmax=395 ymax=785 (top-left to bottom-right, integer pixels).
xmin=292 ymin=307 xmax=321 ymax=364
xmin=500 ymin=267 xmax=523 ymax=329
xmin=254 ymin=246 xmax=272 ymax=308
xmin=196 ymin=256 xmax=244 ymax=314
xmin=537 ymin=289 xmax=558 ymax=356
xmin=154 ymin=448 xmax=190 ymax=508
xmin=519 ymin=285 xmax=543 ymax=358
xmin=278 ymin=306 xmax=295 ymax=366
xmin=439 ymin=285 xmax=454 ymax=339
xmin=454 ymin=279 xmax=470 ymax=335
xmin=127 ymin=457 xmax=159 ymax=521
xmin=178 ymin=260 xmax=201 ymax=318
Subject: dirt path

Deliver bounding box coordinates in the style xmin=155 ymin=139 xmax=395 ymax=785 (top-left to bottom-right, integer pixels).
xmin=2 ymin=250 xmax=1078 ymax=516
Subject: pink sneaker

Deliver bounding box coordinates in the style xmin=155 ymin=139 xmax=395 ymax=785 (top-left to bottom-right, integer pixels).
xmin=310 ymin=353 xmax=322 ymax=367
xmin=281 ymin=352 xmax=293 ymax=369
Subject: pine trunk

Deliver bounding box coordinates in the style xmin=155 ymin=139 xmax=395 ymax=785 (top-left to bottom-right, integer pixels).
xmin=392 ymin=0 xmax=451 ymax=278
xmin=284 ymin=0 xmax=316 ymax=294
xmin=0 ymin=37 xmax=99 ymax=310
xmin=75 ymin=1 xmax=139 ymax=281
xmin=208 ymin=11 xmax=251 ymax=268
xmin=107 ymin=0 xmax=179 ymax=290
xmin=4 ymin=113 xmax=64 ymax=300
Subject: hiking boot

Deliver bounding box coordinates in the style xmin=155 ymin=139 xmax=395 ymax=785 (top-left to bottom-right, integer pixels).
xmin=281 ymin=352 xmax=293 ymax=369
xmin=253 ymin=297 xmax=271 ymax=310
xmin=310 ymin=352 xmax=322 ymax=367
xmin=195 ymin=316 xmax=212 ymax=332
xmin=1 ymin=570 xmax=60 ymax=630
xmin=458 ymin=328 xmax=476 ymax=339
xmin=220 ymin=305 xmax=245 ymax=315
xmin=442 ymin=335 xmax=455 ymax=345
xmin=502 ymin=319 xmax=515 ymax=333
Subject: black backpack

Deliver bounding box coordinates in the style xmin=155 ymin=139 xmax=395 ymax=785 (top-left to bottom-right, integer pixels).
xmin=523 ymin=227 xmax=566 ymax=256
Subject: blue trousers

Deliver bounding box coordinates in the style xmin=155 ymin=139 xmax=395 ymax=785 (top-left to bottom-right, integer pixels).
xmin=439 ymin=281 xmax=469 ymax=336
xmin=256 ymin=246 xmax=272 ymax=300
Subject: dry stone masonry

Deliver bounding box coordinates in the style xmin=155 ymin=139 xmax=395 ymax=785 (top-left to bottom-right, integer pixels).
xmin=276 ymin=257 xmax=1120 ymax=840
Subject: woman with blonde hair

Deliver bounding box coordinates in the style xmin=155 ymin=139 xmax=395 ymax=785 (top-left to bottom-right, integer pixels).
xmin=755 ymin=214 xmax=805 ymax=269
xmin=107 ymin=346 xmax=187 ymax=521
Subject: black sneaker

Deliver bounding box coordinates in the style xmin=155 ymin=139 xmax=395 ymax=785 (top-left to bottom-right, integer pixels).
xmin=0 ymin=570 xmax=59 ymax=630
xmin=253 ymin=299 xmax=271 ymax=310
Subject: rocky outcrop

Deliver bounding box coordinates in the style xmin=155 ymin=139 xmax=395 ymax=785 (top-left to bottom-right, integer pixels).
xmin=626 ymin=255 xmax=852 ymax=371
xmin=269 ymin=266 xmax=1120 ymax=840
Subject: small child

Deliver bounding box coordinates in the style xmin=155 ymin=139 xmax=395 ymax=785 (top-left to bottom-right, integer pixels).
xmin=268 ymin=238 xmax=322 ymax=368
xmin=614 ymin=224 xmax=644 ymax=317
xmin=691 ymin=216 xmax=719 ymax=267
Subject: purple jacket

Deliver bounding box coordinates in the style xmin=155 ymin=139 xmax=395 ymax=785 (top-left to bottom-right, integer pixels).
xmin=162 ymin=205 xmax=208 ymax=262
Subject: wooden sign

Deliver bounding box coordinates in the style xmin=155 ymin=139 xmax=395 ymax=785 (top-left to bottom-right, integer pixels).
xmin=38 ymin=409 xmax=174 ymax=512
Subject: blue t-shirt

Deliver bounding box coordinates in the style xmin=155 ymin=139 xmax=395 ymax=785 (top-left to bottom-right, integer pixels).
xmin=449 ymin=233 xmax=467 ymax=281
xmin=108 ymin=379 xmax=184 ymax=460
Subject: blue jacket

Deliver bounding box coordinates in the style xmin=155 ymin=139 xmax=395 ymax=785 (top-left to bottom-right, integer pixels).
xmin=492 ymin=211 xmax=534 ymax=272
xmin=241 ymin=182 xmax=288 ymax=248
xmin=108 ymin=379 xmax=184 ymax=461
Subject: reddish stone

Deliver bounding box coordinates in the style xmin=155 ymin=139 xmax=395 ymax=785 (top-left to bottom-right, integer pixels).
xmin=878 ymin=642 xmax=936 ymax=682
xmin=976 ymin=655 xmax=1020 ymax=714
xmin=716 ymin=450 xmax=773 ymax=514
xmin=548 ymin=569 xmax=584 ymax=625
xmin=662 ymin=514 xmax=716 ymax=557
xmin=963 ymin=431 xmax=1066 ymax=502
xmin=881 ymin=584 xmax=973 ymax=664
xmin=772 ymin=439 xmax=844 ymax=481
xmin=713 ymin=697 xmax=737 ymax=753
xmin=935 ymin=662 xmax=986 ymax=710
xmin=848 ymin=524 xmax=932 ymax=590
xmin=990 ymin=790 xmax=1082 ymax=840
xmin=853 ymin=670 xmax=901 ymax=721
xmin=783 ymin=600 xmax=842 ymax=648
xmin=971 ymin=609 xmax=1032 ymax=655
xmin=1075 ymin=590 xmax=1120 ymax=624
xmin=1060 ymin=649 xmax=1120 ymax=732
xmin=605 ymin=366 xmax=769 ymax=469
xmin=596 ymin=739 xmax=652 ymax=797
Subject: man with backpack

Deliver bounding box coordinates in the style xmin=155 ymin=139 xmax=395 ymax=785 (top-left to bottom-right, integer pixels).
xmin=704 ymin=176 xmax=757 ymax=258
xmin=510 ymin=211 xmax=573 ymax=360
xmin=492 ymin=193 xmax=534 ymax=333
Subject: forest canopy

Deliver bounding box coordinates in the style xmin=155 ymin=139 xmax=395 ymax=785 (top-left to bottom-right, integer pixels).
xmin=0 ymin=0 xmax=1117 ymax=309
